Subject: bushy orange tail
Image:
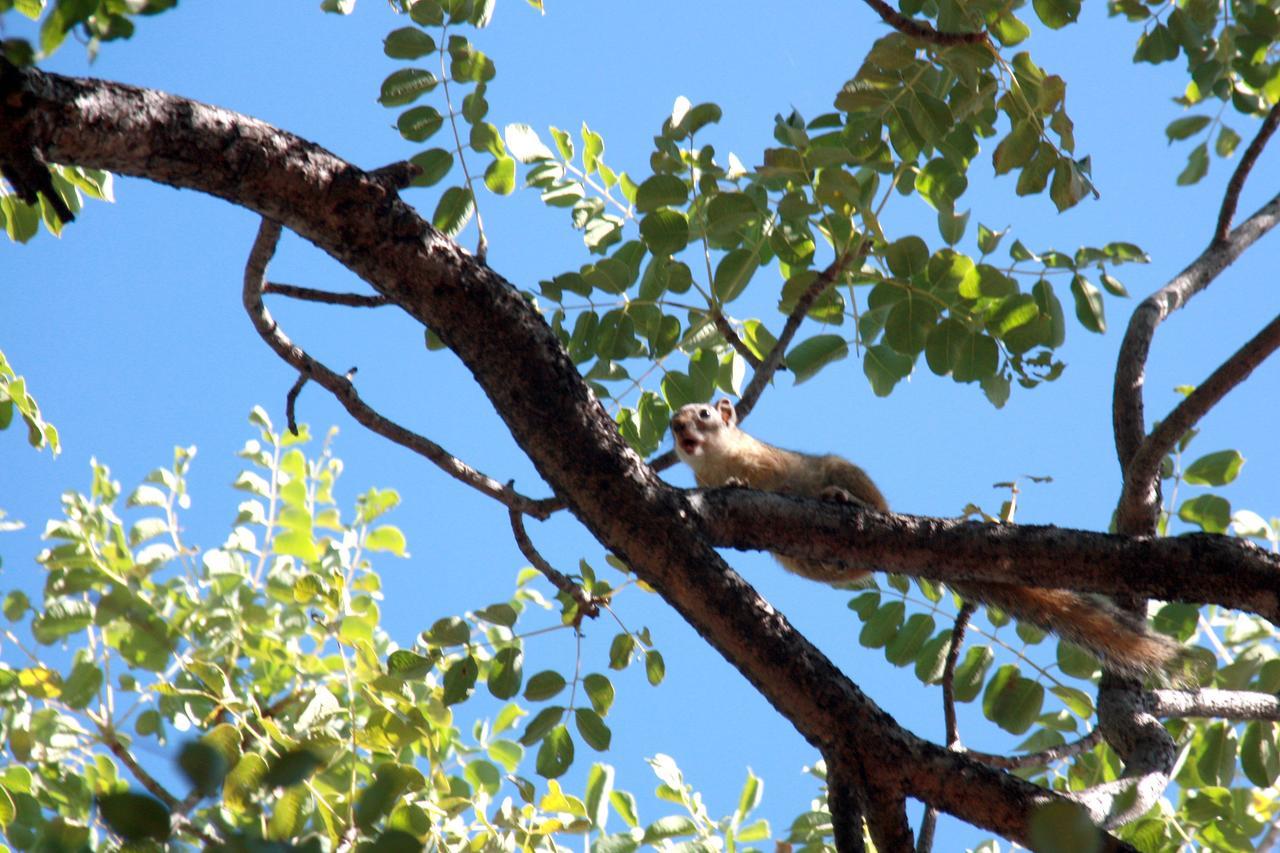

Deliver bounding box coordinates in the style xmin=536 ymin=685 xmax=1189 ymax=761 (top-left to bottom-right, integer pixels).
xmin=953 ymin=582 xmax=1183 ymax=678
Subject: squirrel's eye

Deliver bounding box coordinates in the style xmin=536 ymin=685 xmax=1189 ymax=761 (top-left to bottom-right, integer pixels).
xmin=699 ymin=408 xmax=711 ymax=419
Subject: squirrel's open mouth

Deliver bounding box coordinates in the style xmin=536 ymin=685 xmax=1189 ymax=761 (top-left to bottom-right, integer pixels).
xmin=679 ymin=438 xmax=700 ymax=455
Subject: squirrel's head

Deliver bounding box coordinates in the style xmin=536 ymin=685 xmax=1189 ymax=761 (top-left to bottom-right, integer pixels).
xmin=669 ymin=398 xmax=738 ymax=465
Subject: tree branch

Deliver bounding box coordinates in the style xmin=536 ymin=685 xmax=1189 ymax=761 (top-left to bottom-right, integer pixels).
xmin=1123 ymin=310 xmax=1280 ymax=519
xmin=1113 ymin=189 xmax=1280 ymax=529
xmin=712 ymin=310 xmax=762 ymax=369
xmin=858 ymin=0 xmax=989 ymax=45
xmin=265 ymin=281 xmax=391 ymax=307
xmin=737 ymin=249 xmax=863 ymax=420
xmin=917 ymin=603 xmax=973 ymax=853
xmin=242 ymin=217 xmax=556 ymax=520
xmin=0 ymin=64 xmax=1171 ymax=847
xmin=688 ymin=488 xmax=1280 ymax=621
xmin=1150 ymin=687 xmax=1280 ymax=720
xmin=1215 ymin=104 xmax=1280 ymax=244
xmin=508 ymin=500 xmax=600 ymax=625
xmin=963 ymin=729 xmax=1103 ymax=771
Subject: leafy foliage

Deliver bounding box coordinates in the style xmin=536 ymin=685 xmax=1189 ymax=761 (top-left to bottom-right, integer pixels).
xmin=0 ymin=411 xmax=797 ymax=850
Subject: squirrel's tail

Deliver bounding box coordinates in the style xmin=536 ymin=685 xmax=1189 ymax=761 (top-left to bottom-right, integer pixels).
xmin=953 ymin=582 xmax=1183 ymax=678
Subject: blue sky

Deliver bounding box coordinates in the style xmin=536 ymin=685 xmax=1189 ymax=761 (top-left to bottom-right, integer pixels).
xmin=3 ymin=1 xmax=1279 ymax=848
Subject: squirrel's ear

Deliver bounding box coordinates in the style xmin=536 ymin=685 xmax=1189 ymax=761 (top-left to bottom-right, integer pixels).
xmin=715 ymin=398 xmax=737 ymax=427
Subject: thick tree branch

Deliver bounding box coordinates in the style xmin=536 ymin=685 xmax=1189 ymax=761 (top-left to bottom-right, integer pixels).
xmin=1113 ymin=189 xmax=1280 ymax=529
xmin=858 ymin=0 xmax=989 ymax=45
xmin=0 ymin=65 xmax=1162 ymax=847
xmin=1150 ymin=687 xmax=1280 ymax=720
xmin=242 ymin=217 xmax=555 ymax=519
xmin=1215 ymin=105 xmax=1280 ymax=243
xmin=688 ymin=488 xmax=1280 ymax=621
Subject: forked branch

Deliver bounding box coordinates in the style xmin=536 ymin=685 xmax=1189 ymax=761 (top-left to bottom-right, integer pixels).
xmin=242 ymin=218 xmax=556 ymax=519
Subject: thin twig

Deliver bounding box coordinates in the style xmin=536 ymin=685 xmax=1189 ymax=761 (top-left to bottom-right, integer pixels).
xmin=941 ymin=602 xmax=974 ymax=749
xmin=243 ymin=218 xmax=556 ymax=519
xmin=737 ymin=247 xmax=867 ymax=420
xmin=962 ymin=729 xmax=1104 ymax=770
xmin=101 ymin=730 xmax=178 ymax=809
xmin=265 ymin=281 xmax=391 ymax=308
xmin=1215 ymin=104 xmax=1280 ymax=243
xmin=507 ymin=500 xmax=600 ymax=626
xmin=712 ymin=311 xmax=763 ymax=369
xmin=285 ymin=372 xmax=308 ymax=436
xmin=1127 ymin=312 xmax=1280 ymax=500
xmin=859 ymin=0 xmax=989 ymax=45
xmin=919 ymin=602 xmax=976 ymax=852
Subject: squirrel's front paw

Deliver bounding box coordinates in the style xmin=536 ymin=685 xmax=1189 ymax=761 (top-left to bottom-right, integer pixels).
xmin=820 ymin=485 xmax=869 ymax=507
xmin=723 ymin=476 xmax=749 ymax=488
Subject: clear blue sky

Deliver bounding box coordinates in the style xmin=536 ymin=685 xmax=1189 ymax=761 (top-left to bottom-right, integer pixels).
xmin=3 ymin=1 xmax=1279 ymax=848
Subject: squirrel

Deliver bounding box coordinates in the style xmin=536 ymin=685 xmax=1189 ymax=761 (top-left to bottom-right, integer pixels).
xmin=669 ymin=398 xmax=1184 ymax=678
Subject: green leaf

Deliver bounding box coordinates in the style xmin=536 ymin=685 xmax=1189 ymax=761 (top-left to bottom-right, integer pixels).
xmin=1134 ymin=22 xmax=1179 ymax=64
xmin=1241 ymin=722 xmax=1280 ymax=787
xmin=267 ymin=786 xmax=308 ymax=841
xmin=365 ymin=524 xmax=408 ymax=555
xmin=536 ymin=725 xmax=575 ymax=778
xmin=639 ymin=209 xmax=689 ymax=256
xmin=712 ymin=248 xmax=758 ymax=304
xmin=383 ymin=27 xmax=435 ymax=59
xmin=1176 ymin=142 xmax=1209 ymax=185
xmin=31 ymin=599 xmax=93 ymax=644
xmin=1183 ymin=449 xmax=1243 ymax=486
xmin=952 ymin=645 xmax=994 ymax=703
xmin=177 ymin=741 xmax=228 ymax=797
xmin=583 ymin=673 xmax=615 ymax=715
xmin=885 ymin=236 xmax=928 ymax=278
xmin=422 ymin=615 xmax=470 ymax=646
xmin=263 ymin=748 xmax=324 ymax=788
xmin=410 ymin=148 xmax=454 ymax=187
xmin=1216 ymin=125 xmax=1242 ymax=158
xmin=1069 ymin=274 xmax=1105 ymax=333
xmin=704 ymin=192 xmax=759 ymax=239
xmin=521 ymin=706 xmax=565 ymax=746
xmin=608 ymin=632 xmax=636 ymax=669
xmin=1178 ymin=494 xmax=1231 ymax=533
xmin=442 ymin=654 xmax=479 ymax=705
xmin=432 ymin=186 xmax=475 ymax=238
xmin=634 ymin=175 xmax=688 ymax=213
xmin=1032 ymin=0 xmax=1079 ymax=28
xmin=524 ymin=670 xmax=567 ymax=701
xmin=379 ymin=68 xmax=438 ymax=107
xmin=1165 ymin=115 xmax=1210 ymax=142
xmin=863 ymin=344 xmax=914 ymax=396
xmin=98 ymin=792 xmax=171 ymax=841
xmin=575 ymin=708 xmax=612 ymax=751
xmin=487 ymin=647 xmax=523 ymax=699
xmin=644 ymin=650 xmax=665 ymax=686
xmin=483 ymin=155 xmax=516 ymax=195
xmin=585 ymin=763 xmax=615 ymax=828
xmin=982 ymin=665 xmax=1044 ymax=734
xmin=859 ymin=601 xmax=904 ymax=648
xmin=504 ymin=124 xmax=553 ymax=163
xmin=885 ymin=613 xmax=935 ymax=666
xmin=788 ymin=335 xmax=848 ymax=384
xmin=224 ymin=752 xmax=268 ymax=810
